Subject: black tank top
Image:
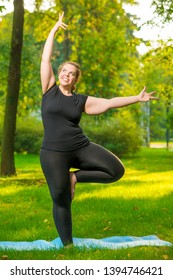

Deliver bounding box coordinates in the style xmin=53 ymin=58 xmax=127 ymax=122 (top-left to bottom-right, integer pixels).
xmin=41 ymin=83 xmax=90 ymax=151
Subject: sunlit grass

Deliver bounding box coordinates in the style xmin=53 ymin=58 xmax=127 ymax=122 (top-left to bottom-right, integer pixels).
xmin=0 ymin=148 xmax=173 ymax=260
xmin=77 ymin=168 xmax=173 ymax=200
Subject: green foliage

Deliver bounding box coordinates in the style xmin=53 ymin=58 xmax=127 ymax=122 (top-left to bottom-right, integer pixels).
xmin=14 ymin=117 xmax=43 ymax=154
xmin=168 ymin=109 xmax=173 ymax=130
xmin=0 ymin=0 xmax=10 ymax=13
xmin=141 ymin=41 xmax=173 ymax=140
xmin=82 ymin=109 xmax=142 ymax=157
xmin=69 ymin=1 xmax=140 ymax=98
xmin=31 ymin=0 xmax=141 ymax=98
xmin=0 ymin=11 xmax=42 ymax=116
xmin=0 ymin=13 xmax=12 ymax=106
xmin=151 ymin=0 xmax=173 ymax=22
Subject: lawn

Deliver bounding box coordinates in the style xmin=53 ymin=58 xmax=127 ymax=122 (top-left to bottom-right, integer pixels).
xmin=0 ymin=148 xmax=173 ymax=260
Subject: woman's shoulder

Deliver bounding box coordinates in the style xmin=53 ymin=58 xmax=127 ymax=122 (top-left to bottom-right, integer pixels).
xmin=74 ymin=92 xmax=88 ymax=100
xmin=42 ymin=83 xmax=58 ymax=97
xmin=73 ymin=92 xmax=88 ymax=109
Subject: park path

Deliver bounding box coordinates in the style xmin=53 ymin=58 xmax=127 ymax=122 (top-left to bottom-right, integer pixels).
xmin=150 ymin=142 xmax=173 ymax=149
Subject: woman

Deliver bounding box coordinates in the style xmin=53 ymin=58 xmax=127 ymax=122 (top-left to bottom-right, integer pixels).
xmin=40 ymin=12 xmax=158 ymax=246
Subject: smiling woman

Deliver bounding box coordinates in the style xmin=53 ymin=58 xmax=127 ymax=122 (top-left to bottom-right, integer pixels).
xmin=57 ymin=61 xmax=81 ymax=94
xmin=39 ymin=11 xmax=158 ymax=247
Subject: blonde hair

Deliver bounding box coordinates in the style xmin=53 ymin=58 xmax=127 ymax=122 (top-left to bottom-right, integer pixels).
xmin=58 ymin=61 xmax=81 ymax=91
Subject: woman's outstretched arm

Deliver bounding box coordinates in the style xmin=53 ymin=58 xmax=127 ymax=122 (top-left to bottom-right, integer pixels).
xmin=40 ymin=12 xmax=68 ymax=94
xmin=85 ymin=86 xmax=158 ymax=115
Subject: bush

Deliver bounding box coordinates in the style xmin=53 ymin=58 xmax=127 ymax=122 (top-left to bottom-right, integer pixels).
xmin=81 ymin=110 xmax=143 ymax=157
xmin=14 ymin=117 xmax=43 ymax=154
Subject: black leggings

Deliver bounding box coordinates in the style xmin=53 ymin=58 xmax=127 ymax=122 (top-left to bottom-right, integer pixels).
xmin=40 ymin=142 xmax=125 ymax=246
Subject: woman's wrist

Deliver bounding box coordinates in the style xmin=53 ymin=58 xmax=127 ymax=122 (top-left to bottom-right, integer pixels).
xmin=135 ymin=94 xmax=141 ymax=103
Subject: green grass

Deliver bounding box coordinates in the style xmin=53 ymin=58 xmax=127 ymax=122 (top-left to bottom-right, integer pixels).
xmin=0 ymin=148 xmax=173 ymax=260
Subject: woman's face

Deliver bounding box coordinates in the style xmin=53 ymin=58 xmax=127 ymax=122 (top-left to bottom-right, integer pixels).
xmin=58 ymin=63 xmax=77 ymax=89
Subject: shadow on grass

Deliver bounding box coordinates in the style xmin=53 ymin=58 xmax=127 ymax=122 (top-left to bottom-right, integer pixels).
xmin=0 ymin=176 xmax=45 ymax=188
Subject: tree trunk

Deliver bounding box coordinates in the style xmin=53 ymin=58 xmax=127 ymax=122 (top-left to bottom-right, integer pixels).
xmin=0 ymin=0 xmax=24 ymax=176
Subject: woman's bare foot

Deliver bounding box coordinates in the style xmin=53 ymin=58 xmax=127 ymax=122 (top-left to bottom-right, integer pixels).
xmin=70 ymin=172 xmax=77 ymax=200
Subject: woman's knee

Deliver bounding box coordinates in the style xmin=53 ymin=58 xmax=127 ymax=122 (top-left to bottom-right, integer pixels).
xmin=115 ymin=164 xmax=125 ymax=181
xmin=109 ymin=161 xmax=125 ymax=182
xmin=50 ymin=184 xmax=71 ymax=207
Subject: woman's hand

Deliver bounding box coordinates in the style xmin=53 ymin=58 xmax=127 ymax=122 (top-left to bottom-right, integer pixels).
xmin=138 ymin=86 xmax=159 ymax=102
xmin=52 ymin=11 xmax=68 ymax=32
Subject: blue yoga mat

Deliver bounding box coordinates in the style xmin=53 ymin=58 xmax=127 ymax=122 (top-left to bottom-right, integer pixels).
xmin=0 ymin=235 xmax=172 ymax=250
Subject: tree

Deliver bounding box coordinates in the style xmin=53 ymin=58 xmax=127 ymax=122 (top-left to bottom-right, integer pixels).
xmin=0 ymin=0 xmax=24 ymax=176
xmin=151 ymin=0 xmax=173 ymax=22
xmin=0 ymin=11 xmax=43 ymax=117
xmin=141 ymin=40 xmax=173 ymax=142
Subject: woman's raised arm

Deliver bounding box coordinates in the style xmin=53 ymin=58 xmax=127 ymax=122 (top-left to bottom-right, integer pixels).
xmin=40 ymin=12 xmax=68 ymax=94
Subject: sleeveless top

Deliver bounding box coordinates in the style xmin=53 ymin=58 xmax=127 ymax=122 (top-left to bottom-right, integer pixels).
xmin=41 ymin=83 xmax=90 ymax=152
